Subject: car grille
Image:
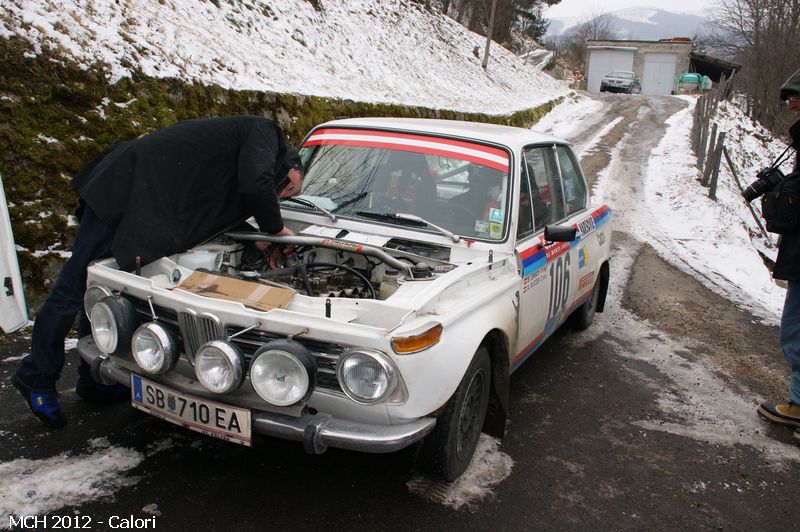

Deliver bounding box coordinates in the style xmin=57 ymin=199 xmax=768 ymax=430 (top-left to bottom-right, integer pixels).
xmin=125 ymin=295 xmax=345 ymax=393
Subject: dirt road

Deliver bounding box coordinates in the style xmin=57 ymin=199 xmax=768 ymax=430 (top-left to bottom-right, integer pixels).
xmin=1 ymin=93 xmax=797 ymax=530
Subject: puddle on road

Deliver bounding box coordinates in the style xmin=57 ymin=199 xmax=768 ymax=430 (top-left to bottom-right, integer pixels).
xmin=406 ymin=435 xmax=514 ymax=511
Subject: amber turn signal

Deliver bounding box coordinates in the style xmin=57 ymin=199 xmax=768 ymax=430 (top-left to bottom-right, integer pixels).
xmin=391 ymin=323 xmax=443 ymax=354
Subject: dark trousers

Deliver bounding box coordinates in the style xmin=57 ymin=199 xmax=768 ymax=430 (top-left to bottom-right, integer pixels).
xmin=781 ymin=280 xmax=800 ymax=405
xmin=15 ymin=207 xmax=113 ymax=389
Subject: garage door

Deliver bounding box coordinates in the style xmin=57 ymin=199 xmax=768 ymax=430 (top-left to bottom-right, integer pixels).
xmin=641 ymin=52 xmax=678 ymax=95
xmin=587 ymin=49 xmax=635 ymax=92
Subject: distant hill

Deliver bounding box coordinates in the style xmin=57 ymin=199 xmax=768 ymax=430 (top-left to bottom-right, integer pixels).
xmin=547 ymin=7 xmax=707 ymax=41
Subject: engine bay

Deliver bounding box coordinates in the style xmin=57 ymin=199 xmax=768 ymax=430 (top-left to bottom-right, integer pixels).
xmin=171 ymin=231 xmax=455 ymax=300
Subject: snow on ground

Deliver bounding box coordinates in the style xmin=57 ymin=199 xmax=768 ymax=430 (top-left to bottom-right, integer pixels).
xmin=0 ymin=441 xmax=142 ymax=525
xmin=538 ymin=93 xmax=788 ymax=322
xmin=533 ymin=93 xmax=605 ymax=142
xmin=406 ymin=435 xmax=514 ymax=511
xmin=644 ymin=97 xmax=786 ymax=321
xmin=0 ymin=436 xmax=181 ymax=523
xmin=1 ymin=0 xmax=568 ymax=115
xmin=1 ymin=0 xmax=794 ymax=512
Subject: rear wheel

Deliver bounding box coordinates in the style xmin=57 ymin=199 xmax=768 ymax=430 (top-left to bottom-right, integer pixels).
xmin=569 ymin=277 xmax=601 ymax=330
xmin=417 ymin=347 xmax=491 ymax=481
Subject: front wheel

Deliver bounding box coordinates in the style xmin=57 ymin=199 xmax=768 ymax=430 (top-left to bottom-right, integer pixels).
xmin=417 ymin=347 xmax=491 ymax=481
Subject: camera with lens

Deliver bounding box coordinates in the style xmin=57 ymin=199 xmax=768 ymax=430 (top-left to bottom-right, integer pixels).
xmin=742 ymin=166 xmax=785 ymax=202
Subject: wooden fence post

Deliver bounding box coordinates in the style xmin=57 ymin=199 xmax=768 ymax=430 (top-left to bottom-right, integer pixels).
xmin=697 ymin=95 xmax=708 ymax=168
xmin=702 ymin=123 xmax=719 ymax=184
xmin=709 ymin=131 xmax=726 ymax=200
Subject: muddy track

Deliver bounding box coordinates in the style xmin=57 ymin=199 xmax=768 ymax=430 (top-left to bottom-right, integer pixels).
xmin=559 ymin=92 xmax=787 ymax=402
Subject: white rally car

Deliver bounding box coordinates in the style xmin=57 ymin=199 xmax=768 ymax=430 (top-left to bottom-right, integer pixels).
xmin=78 ymin=118 xmax=612 ymax=481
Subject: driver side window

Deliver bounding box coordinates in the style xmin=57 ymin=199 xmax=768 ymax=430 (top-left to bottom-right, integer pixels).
xmin=556 ymin=146 xmax=587 ymax=216
xmin=522 ymin=146 xmax=565 ymax=229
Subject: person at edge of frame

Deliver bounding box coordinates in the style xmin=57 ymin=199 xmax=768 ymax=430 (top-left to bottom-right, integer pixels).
xmin=757 ymin=68 xmax=800 ymax=444
xmin=11 ymin=115 xmax=305 ymax=429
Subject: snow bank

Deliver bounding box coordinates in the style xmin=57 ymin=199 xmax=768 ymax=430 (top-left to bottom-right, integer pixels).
xmin=1 ymin=0 xmax=568 ymax=114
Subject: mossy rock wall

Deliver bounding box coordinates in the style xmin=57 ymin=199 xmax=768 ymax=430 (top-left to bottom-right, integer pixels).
xmin=0 ymin=36 xmax=559 ymax=312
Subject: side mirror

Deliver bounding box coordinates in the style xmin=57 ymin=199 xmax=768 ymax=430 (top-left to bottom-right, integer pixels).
xmin=543 ymin=225 xmax=577 ymax=243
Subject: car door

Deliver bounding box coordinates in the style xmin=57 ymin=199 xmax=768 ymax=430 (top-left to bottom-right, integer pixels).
xmin=512 ymin=144 xmax=593 ymax=371
xmin=0 ymin=172 xmax=28 ymax=333
xmin=553 ymin=144 xmax=601 ymax=319
xmin=512 ymin=145 xmax=567 ymax=371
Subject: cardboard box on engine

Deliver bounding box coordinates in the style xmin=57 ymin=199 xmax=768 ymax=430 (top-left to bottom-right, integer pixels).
xmin=177 ymin=271 xmax=295 ymax=311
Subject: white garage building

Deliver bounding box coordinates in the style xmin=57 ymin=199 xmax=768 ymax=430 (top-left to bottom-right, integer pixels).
xmin=585 ymin=39 xmax=693 ymax=96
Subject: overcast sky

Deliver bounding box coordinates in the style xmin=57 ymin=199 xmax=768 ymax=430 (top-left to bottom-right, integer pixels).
xmin=545 ymin=0 xmax=714 ymax=19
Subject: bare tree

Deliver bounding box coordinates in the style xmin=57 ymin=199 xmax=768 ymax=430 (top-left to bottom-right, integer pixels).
xmin=439 ymin=0 xmax=560 ymax=49
xmin=707 ymin=0 xmax=800 ymax=132
xmin=556 ymin=12 xmax=618 ymax=71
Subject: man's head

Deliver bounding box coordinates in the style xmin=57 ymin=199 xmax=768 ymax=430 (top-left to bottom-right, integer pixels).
xmin=780 ymin=68 xmax=800 ymax=120
xmin=276 ymin=148 xmax=304 ymax=198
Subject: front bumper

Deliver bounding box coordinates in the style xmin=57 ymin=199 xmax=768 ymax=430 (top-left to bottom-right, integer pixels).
xmin=77 ymin=337 xmax=435 ymax=454
xmin=600 ymin=84 xmax=632 ymax=93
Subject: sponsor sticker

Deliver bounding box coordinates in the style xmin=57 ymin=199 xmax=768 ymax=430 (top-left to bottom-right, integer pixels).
xmin=490 ymin=222 xmax=503 ymax=239
xmin=578 ymin=247 xmax=588 ymax=269
xmin=522 ymin=267 xmax=547 ymax=293
xmin=489 ymin=208 xmax=503 ymax=223
xmin=577 ymin=216 xmax=596 ymax=237
xmin=579 ymin=272 xmax=595 ymax=290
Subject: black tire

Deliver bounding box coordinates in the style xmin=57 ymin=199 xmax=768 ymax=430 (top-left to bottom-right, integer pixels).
xmin=568 ymin=276 xmax=601 ymax=330
xmin=417 ymin=347 xmax=491 ymax=481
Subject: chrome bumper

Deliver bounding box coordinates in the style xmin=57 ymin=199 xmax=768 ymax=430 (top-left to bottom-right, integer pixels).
xmin=77 ymin=337 xmax=435 ymax=454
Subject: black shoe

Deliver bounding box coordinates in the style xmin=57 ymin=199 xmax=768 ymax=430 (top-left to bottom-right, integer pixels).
xmin=75 ymin=380 xmax=129 ymax=402
xmin=11 ymin=373 xmax=67 ymax=428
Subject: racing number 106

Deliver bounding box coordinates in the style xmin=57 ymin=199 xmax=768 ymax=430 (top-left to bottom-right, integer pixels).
xmin=547 ymin=253 xmax=571 ymax=320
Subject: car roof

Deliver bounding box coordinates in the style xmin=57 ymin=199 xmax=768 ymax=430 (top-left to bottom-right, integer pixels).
xmin=314 ymin=117 xmax=567 ymax=148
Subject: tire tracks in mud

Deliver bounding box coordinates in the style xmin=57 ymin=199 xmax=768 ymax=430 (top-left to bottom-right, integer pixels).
xmin=563 ymin=92 xmax=790 ymax=436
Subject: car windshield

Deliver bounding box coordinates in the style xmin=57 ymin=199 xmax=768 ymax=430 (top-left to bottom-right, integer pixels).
xmin=608 ymin=71 xmax=634 ymax=79
xmin=295 ymin=128 xmax=512 ymax=241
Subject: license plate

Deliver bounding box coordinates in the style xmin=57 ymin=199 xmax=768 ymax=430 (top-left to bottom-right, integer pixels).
xmin=130 ymin=375 xmax=252 ymax=446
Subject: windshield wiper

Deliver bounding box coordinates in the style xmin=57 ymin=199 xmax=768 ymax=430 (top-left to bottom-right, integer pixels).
xmin=355 ymin=211 xmax=460 ymax=243
xmin=281 ymin=197 xmax=337 ymax=222
xmin=331 ymin=192 xmax=368 ymax=212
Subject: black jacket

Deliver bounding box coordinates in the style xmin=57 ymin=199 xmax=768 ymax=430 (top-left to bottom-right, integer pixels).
xmin=772 ymin=119 xmax=800 ymax=281
xmin=73 ymin=116 xmax=289 ymax=270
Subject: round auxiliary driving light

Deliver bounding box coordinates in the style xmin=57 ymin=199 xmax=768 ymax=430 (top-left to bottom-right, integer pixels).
xmin=336 ymin=349 xmax=397 ymax=405
xmin=84 ymin=284 xmax=112 ymax=321
xmin=250 ymin=340 xmax=316 ymax=406
xmin=90 ymin=296 xmax=138 ymax=356
xmin=194 ymin=340 xmax=245 ymax=394
xmin=132 ymin=322 xmax=178 ymax=375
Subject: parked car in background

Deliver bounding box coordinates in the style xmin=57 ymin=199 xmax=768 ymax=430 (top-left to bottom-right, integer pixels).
xmin=77 ymin=118 xmax=613 ymax=481
xmin=599 ymin=70 xmax=641 ymax=94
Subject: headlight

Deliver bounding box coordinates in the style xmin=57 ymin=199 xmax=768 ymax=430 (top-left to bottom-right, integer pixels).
xmin=84 ymin=284 xmax=112 ymax=321
xmin=90 ymin=296 xmax=138 ymax=356
xmin=194 ymin=340 xmax=244 ymax=394
xmin=250 ymin=340 xmax=316 ymax=406
xmin=132 ymin=322 xmax=178 ymax=375
xmin=337 ymin=349 xmax=397 ymax=404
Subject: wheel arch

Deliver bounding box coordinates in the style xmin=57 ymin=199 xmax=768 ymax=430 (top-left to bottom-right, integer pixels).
xmin=596 ymin=260 xmax=610 ymax=313
xmin=482 ymin=328 xmax=509 ymax=439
